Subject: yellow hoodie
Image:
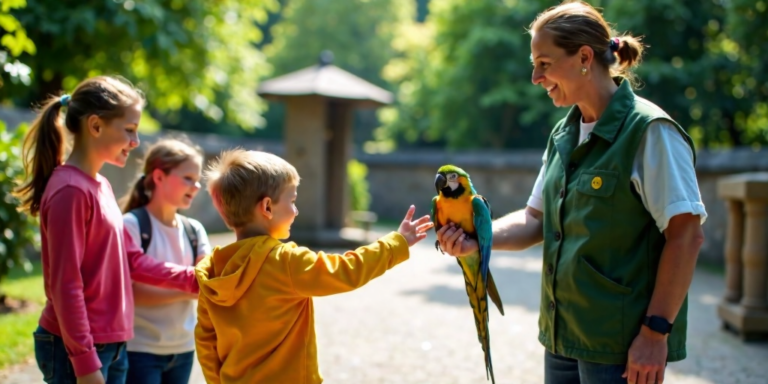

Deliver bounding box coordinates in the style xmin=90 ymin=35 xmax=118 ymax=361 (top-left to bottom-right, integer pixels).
xmin=194 ymin=231 xmax=410 ymax=384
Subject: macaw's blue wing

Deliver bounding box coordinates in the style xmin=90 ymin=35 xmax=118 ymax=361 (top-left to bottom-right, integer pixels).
xmin=472 ymin=196 xmax=504 ymax=316
xmin=472 ymin=196 xmax=493 ymax=286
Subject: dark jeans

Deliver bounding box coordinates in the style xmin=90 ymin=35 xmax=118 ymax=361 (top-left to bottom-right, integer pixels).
xmin=33 ymin=325 xmax=128 ymax=384
xmin=126 ymin=350 xmax=195 ymax=384
xmin=544 ymin=350 xmax=627 ymax=384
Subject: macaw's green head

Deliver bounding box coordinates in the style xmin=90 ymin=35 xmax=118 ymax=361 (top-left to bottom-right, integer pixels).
xmin=434 ymin=164 xmax=473 ymax=198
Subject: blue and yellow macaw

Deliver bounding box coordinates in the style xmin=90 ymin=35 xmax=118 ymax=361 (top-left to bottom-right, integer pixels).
xmin=431 ymin=165 xmax=505 ymax=384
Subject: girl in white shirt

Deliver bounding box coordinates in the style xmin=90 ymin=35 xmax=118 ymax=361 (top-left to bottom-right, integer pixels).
xmin=119 ymin=138 xmax=212 ymax=384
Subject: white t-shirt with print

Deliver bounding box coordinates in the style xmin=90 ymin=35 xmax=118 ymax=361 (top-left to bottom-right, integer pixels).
xmin=527 ymin=119 xmax=707 ymax=232
xmin=123 ymin=211 xmax=212 ymax=355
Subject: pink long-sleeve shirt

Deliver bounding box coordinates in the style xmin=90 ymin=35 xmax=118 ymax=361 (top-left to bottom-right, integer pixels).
xmin=38 ymin=165 xmax=198 ymax=377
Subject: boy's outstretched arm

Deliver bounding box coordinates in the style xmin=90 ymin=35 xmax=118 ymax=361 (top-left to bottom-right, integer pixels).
xmin=289 ymin=205 xmax=432 ymax=296
xmin=195 ymin=295 xmax=222 ymax=383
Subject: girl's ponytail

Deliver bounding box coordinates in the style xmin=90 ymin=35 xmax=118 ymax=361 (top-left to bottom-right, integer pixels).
xmin=121 ymin=174 xmax=151 ymax=213
xmin=13 ymin=96 xmax=68 ymax=216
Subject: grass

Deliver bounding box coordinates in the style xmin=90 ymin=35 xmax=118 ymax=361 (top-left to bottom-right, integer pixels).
xmin=0 ymin=261 xmax=44 ymax=370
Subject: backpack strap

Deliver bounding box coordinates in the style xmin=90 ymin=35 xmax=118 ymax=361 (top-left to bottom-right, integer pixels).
xmin=179 ymin=215 xmax=198 ymax=264
xmin=129 ymin=207 xmax=152 ymax=254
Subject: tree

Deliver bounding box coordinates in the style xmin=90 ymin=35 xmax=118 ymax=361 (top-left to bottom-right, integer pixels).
xmin=0 ymin=122 xmax=37 ymax=285
xmin=380 ymin=0 xmax=562 ymax=150
xmin=262 ymin=0 xmax=414 ymax=143
xmin=0 ymin=0 xmax=36 ymax=88
xmin=720 ymin=0 xmax=768 ymax=146
xmin=381 ymin=0 xmax=768 ymax=150
xmin=265 ymin=0 xmax=413 ymax=88
xmin=7 ymin=0 xmax=278 ymax=130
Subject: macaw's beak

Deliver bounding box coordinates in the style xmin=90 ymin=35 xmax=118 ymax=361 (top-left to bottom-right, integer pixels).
xmin=435 ymin=173 xmax=447 ymax=193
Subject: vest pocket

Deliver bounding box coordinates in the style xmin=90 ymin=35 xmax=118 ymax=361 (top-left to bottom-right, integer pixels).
xmin=565 ymin=256 xmax=633 ymax=351
xmin=578 ymin=256 xmax=632 ymax=295
xmin=575 ymin=170 xmax=618 ymax=198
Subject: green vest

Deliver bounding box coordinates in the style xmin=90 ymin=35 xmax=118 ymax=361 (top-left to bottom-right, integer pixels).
xmin=538 ymin=80 xmax=695 ymax=364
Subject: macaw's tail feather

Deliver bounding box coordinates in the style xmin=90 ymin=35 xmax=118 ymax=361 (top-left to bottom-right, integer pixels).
xmin=459 ymin=258 xmax=497 ymax=383
xmin=482 ymin=325 xmax=496 ymax=384
xmin=487 ymin=270 xmax=505 ymax=316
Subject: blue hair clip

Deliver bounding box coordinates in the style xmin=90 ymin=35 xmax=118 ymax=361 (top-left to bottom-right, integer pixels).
xmin=60 ymin=94 xmax=70 ymax=106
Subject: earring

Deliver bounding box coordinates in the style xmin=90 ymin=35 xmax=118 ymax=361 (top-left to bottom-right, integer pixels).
xmin=581 ymin=67 xmax=587 ymax=76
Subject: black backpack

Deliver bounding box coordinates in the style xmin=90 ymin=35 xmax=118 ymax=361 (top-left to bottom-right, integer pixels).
xmin=129 ymin=207 xmax=198 ymax=265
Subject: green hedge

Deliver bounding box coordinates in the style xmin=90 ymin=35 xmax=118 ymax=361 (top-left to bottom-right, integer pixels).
xmin=347 ymin=159 xmax=371 ymax=212
xmin=0 ymin=122 xmax=38 ymax=285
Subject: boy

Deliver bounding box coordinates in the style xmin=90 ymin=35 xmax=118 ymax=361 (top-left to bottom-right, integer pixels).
xmin=195 ymin=149 xmax=433 ymax=383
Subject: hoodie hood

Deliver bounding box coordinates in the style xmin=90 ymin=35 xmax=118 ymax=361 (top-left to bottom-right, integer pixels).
xmin=195 ymin=235 xmax=283 ymax=306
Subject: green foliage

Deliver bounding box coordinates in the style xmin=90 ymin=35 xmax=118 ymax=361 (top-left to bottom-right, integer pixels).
xmin=0 ymin=121 xmax=37 ymax=285
xmin=265 ymin=0 xmax=413 ymax=88
xmin=7 ymin=0 xmax=279 ymax=130
xmin=0 ymin=0 xmax=35 ymax=88
xmin=0 ymin=261 xmax=44 ymax=369
xmin=382 ymin=0 xmax=768 ymax=150
xmin=381 ymin=0 xmax=561 ymax=150
xmin=347 ymin=159 xmax=371 ymax=212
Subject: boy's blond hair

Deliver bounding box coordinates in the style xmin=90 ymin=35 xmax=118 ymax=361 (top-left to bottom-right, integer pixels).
xmin=205 ymin=149 xmax=299 ymax=229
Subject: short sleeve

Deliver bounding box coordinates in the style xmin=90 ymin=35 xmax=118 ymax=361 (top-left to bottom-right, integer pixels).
xmin=631 ymin=120 xmax=708 ymax=233
xmin=122 ymin=212 xmax=142 ymax=250
xmin=190 ymin=218 xmax=213 ymax=257
xmin=526 ymin=149 xmax=548 ymax=212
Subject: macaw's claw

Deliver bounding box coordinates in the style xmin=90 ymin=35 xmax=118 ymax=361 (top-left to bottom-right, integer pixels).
xmin=435 ymin=240 xmax=444 ymax=254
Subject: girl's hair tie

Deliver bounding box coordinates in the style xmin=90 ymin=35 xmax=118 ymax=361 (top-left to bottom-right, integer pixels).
xmin=59 ymin=94 xmax=71 ymax=106
xmin=609 ymin=37 xmax=620 ymax=52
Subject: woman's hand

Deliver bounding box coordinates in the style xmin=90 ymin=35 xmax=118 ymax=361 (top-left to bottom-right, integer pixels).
xmin=436 ymin=223 xmax=478 ymax=257
xmin=622 ymin=326 xmax=668 ymax=384
xmin=77 ymin=369 xmax=105 ymax=384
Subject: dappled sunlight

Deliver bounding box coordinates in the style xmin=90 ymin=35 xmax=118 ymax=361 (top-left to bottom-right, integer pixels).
xmin=491 ymin=254 xmax=543 ymax=273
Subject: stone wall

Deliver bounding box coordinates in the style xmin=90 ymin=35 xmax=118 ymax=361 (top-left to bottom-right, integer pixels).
xmin=360 ymin=147 xmax=768 ymax=266
xmin=114 ymin=130 xmax=763 ymax=265
xmin=4 ymin=106 xmax=765 ymax=265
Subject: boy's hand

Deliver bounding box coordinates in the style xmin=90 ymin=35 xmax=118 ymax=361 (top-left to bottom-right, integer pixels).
xmin=398 ymin=205 xmax=433 ymax=246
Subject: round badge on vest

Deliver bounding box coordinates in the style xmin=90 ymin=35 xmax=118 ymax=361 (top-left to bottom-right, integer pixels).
xmin=591 ymin=176 xmax=603 ymax=189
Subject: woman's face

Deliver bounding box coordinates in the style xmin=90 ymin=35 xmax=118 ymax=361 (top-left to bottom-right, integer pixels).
xmin=530 ymin=29 xmax=588 ymax=108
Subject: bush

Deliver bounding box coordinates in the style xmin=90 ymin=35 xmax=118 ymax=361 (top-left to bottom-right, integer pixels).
xmin=0 ymin=121 xmax=38 ymax=285
xmin=347 ymin=159 xmax=371 ymax=212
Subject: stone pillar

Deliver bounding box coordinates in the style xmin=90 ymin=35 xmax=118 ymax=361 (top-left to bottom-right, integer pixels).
xmin=724 ymin=199 xmax=744 ymax=302
xmin=283 ymin=96 xmax=327 ymax=231
xmin=741 ymin=200 xmax=768 ymax=309
xmin=324 ymin=101 xmax=353 ymax=229
xmin=717 ymin=173 xmax=768 ymax=340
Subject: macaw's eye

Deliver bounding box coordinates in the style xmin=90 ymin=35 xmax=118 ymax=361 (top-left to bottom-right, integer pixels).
xmin=448 ymin=173 xmax=458 ymax=181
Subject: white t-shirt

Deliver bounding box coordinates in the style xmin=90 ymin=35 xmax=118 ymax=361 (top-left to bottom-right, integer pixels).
xmin=527 ymin=119 xmax=708 ymax=232
xmin=123 ymin=211 xmax=212 ymax=355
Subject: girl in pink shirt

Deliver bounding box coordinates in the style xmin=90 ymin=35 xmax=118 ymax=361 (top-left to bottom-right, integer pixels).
xmin=13 ymin=76 xmax=199 ymax=384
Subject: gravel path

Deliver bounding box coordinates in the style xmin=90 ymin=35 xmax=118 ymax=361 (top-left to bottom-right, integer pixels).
xmin=2 ymin=230 xmax=766 ymax=383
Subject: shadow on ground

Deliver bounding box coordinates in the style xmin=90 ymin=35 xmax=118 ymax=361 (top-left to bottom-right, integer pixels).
xmin=403 ymin=247 xmax=544 ymax=312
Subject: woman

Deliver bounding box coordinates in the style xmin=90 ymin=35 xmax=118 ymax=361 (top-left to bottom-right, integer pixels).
xmin=436 ymin=2 xmax=706 ymax=384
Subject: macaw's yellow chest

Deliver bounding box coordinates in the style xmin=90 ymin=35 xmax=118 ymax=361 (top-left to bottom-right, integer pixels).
xmin=436 ymin=195 xmax=476 ymax=235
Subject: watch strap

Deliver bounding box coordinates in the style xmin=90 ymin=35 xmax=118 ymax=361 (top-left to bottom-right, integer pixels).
xmin=643 ymin=315 xmax=673 ymax=335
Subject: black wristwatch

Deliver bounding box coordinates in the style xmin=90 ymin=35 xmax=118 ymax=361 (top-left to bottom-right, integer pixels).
xmin=643 ymin=315 xmax=673 ymax=335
